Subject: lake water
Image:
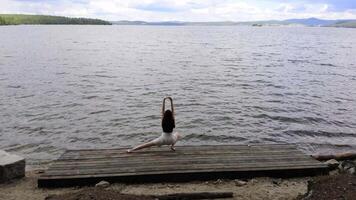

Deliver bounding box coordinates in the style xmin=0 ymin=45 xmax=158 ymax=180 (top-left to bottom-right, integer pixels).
xmin=0 ymin=25 xmax=356 ymax=167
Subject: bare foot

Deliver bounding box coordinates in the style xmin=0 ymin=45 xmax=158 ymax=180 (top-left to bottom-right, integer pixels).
xmin=126 ymin=149 xmax=132 ymax=153
xmin=170 ymin=146 xmax=175 ymax=151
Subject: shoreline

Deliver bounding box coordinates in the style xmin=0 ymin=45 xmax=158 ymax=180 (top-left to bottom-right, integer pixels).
xmin=0 ymin=169 xmax=310 ymax=200
xmin=1 ymin=158 xmax=355 ymax=200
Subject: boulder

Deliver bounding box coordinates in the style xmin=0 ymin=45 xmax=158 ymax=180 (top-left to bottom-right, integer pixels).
xmin=325 ymin=159 xmax=339 ymax=169
xmin=0 ymin=150 xmax=25 ymax=183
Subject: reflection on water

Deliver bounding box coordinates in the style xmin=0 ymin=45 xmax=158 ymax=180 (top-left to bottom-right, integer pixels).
xmin=0 ymin=25 xmax=356 ymax=166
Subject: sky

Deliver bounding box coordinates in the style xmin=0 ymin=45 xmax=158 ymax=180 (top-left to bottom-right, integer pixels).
xmin=1 ymin=0 xmax=356 ymax=22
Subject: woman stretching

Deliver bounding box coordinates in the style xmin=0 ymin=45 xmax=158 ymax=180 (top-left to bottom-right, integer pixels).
xmin=127 ymin=97 xmax=181 ymax=153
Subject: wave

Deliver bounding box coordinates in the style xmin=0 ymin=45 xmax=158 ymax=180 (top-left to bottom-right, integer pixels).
xmin=285 ymin=130 xmax=356 ymax=138
xmin=89 ymin=110 xmax=111 ymax=115
xmin=252 ymin=114 xmax=331 ymax=125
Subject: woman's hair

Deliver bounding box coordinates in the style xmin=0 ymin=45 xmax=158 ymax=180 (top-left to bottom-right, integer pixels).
xmin=161 ymin=97 xmax=175 ymax=133
xmin=162 ymin=110 xmax=175 ymax=133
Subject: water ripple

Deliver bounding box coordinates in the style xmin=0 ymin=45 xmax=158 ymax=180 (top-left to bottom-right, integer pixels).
xmin=0 ymin=26 xmax=356 ymax=166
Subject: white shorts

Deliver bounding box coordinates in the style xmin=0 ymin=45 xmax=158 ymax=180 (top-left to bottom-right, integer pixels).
xmin=152 ymin=132 xmax=179 ymax=146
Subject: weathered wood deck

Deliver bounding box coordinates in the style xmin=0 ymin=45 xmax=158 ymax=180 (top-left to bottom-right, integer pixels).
xmin=38 ymin=144 xmax=328 ymax=187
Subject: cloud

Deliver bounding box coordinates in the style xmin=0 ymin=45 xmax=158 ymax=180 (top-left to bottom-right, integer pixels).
xmin=1 ymin=0 xmax=356 ymax=21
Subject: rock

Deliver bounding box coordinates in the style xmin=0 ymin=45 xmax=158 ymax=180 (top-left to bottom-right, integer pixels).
xmin=272 ymin=178 xmax=282 ymax=185
xmin=95 ymin=180 xmax=110 ymax=188
xmin=346 ymin=167 xmax=355 ymax=175
xmin=234 ymin=179 xmax=247 ymax=186
xmin=249 ymin=179 xmax=258 ymax=185
xmin=338 ymin=163 xmax=345 ymax=172
xmin=0 ymin=150 xmax=25 ymax=183
xmin=34 ymin=169 xmax=45 ymax=174
xmin=325 ymin=159 xmax=339 ymax=169
xmin=329 ymin=169 xmax=339 ymax=176
xmin=341 ymin=161 xmax=355 ymax=170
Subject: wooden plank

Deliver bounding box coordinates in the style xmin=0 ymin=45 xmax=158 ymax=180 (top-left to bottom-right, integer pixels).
xmin=43 ymin=159 xmax=325 ymax=174
xmin=64 ymin=144 xmax=298 ymax=152
xmin=47 ymin=157 xmax=318 ymax=171
xmin=43 ymin=164 xmax=326 ymax=177
xmin=60 ymin=148 xmax=301 ymax=158
xmin=48 ymin=155 xmax=317 ymax=169
xmin=59 ymin=149 xmax=304 ymax=160
xmin=61 ymin=144 xmax=299 ymax=157
xmin=41 ymin=164 xmax=326 ymax=178
xmin=43 ymin=159 xmax=322 ymax=172
xmin=38 ymin=144 xmax=328 ymax=188
xmin=40 ymin=164 xmax=327 ymax=180
xmin=50 ymin=153 xmax=310 ymax=165
xmin=60 ymin=149 xmax=304 ymax=158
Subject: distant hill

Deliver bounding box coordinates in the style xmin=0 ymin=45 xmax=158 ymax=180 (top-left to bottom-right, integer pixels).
xmin=328 ymin=20 xmax=356 ymax=28
xmin=111 ymin=21 xmax=280 ymax=26
xmin=0 ymin=14 xmax=111 ymax=25
xmin=2 ymin=15 xmax=354 ymax=28
xmin=111 ymin=18 xmax=356 ymax=28
xmin=283 ymin=18 xmax=337 ymax=26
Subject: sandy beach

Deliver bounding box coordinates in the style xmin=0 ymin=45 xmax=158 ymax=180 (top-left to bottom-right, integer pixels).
xmin=2 ymin=158 xmax=356 ymax=200
xmin=0 ymin=170 xmax=309 ymax=200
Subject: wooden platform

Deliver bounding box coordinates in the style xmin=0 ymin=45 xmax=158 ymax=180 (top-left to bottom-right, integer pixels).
xmin=38 ymin=144 xmax=328 ymax=187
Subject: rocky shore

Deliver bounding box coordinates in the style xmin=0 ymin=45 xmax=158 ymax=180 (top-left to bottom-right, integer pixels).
xmin=297 ymin=159 xmax=356 ymax=200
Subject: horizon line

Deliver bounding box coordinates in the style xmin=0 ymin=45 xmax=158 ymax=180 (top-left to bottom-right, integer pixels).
xmin=1 ymin=14 xmax=356 ymax=23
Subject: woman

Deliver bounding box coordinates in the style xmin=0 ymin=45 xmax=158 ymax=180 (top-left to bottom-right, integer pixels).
xmin=127 ymin=97 xmax=181 ymax=153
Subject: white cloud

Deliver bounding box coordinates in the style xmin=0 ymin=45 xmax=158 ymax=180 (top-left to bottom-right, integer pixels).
xmin=0 ymin=0 xmax=356 ymax=21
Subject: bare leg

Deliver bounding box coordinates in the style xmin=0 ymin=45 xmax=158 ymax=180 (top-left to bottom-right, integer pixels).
xmin=170 ymin=143 xmax=176 ymax=151
xmin=170 ymin=132 xmax=181 ymax=151
xmin=127 ymin=141 xmax=157 ymax=153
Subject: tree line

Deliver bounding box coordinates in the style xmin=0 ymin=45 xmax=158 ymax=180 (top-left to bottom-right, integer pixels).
xmin=0 ymin=14 xmax=111 ymax=25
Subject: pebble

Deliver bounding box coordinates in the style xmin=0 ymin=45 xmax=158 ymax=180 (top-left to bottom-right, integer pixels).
xmin=35 ymin=169 xmax=45 ymax=174
xmin=346 ymin=167 xmax=355 ymax=175
xmin=329 ymin=169 xmax=339 ymax=176
xmin=213 ymin=179 xmax=223 ymax=184
xmin=325 ymin=159 xmax=339 ymax=168
xmin=249 ymin=179 xmax=258 ymax=185
xmin=234 ymin=179 xmax=247 ymax=186
xmin=95 ymin=181 xmax=110 ymax=188
xmin=272 ymin=178 xmax=282 ymax=185
xmin=338 ymin=160 xmax=356 ymax=173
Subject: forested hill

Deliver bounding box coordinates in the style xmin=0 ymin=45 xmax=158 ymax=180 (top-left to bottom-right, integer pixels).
xmin=0 ymin=14 xmax=111 ymax=25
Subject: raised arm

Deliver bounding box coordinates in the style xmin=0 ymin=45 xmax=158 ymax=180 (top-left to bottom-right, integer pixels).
xmin=162 ymin=97 xmax=175 ymax=117
xmin=162 ymin=97 xmax=166 ymax=117
xmin=167 ymin=97 xmax=174 ymax=117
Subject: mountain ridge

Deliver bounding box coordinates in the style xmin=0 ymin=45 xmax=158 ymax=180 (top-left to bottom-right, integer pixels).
xmin=111 ymin=17 xmax=356 ymax=28
xmin=1 ymin=15 xmax=355 ymax=28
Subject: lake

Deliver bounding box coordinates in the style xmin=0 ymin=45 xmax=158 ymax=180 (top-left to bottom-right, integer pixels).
xmin=0 ymin=25 xmax=355 ymax=167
